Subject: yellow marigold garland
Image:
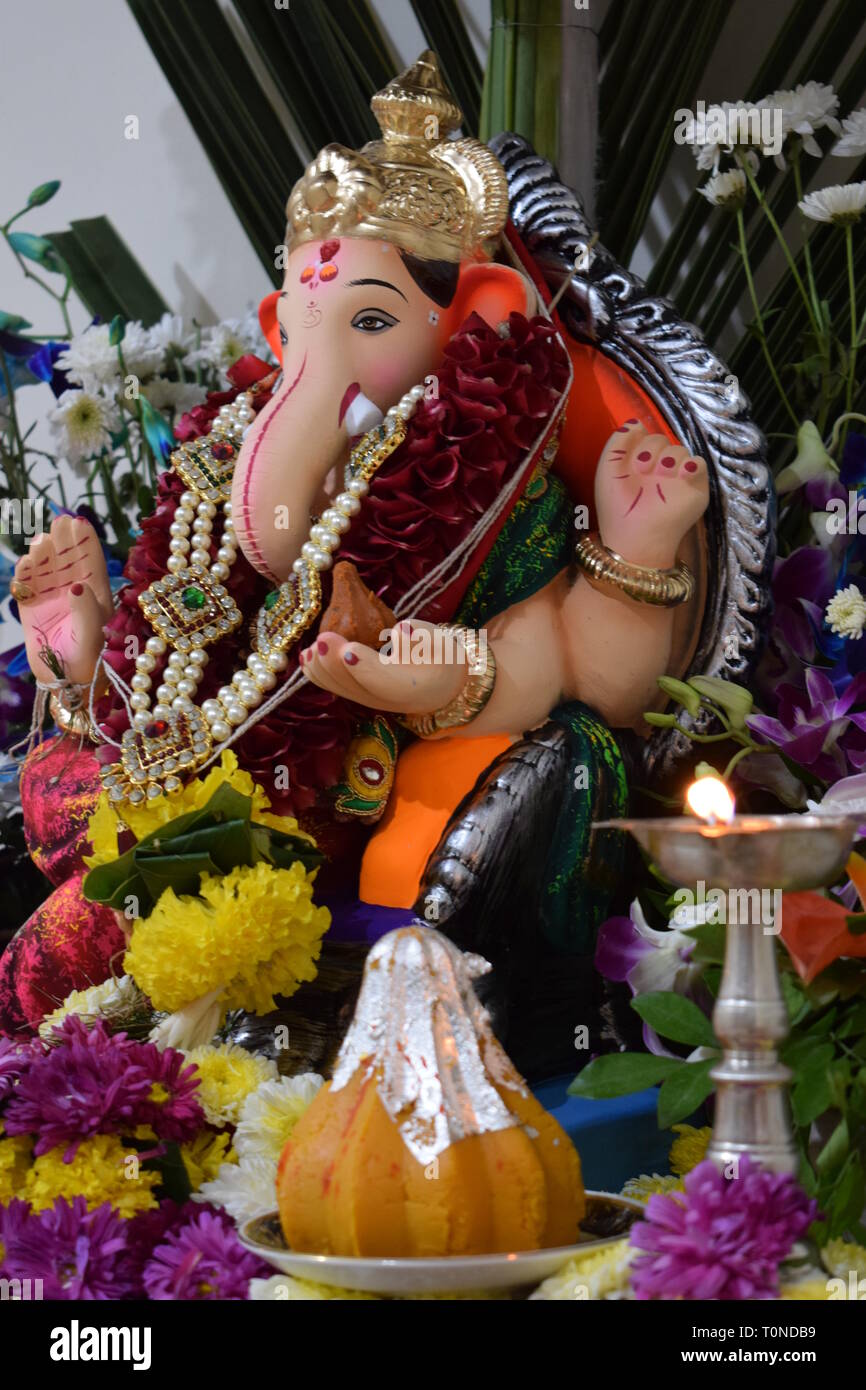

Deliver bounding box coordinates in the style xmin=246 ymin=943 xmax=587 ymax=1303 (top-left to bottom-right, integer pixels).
xmin=180 ymin=1130 xmax=236 ymax=1190
xmin=184 ymin=1044 xmax=278 ymax=1127
xmin=22 ymin=1135 xmax=160 ymax=1217
xmin=85 ymin=750 xmax=311 ymax=867
xmin=123 ymin=859 xmax=329 ymax=1015
xmin=668 ymin=1124 xmax=712 ymax=1176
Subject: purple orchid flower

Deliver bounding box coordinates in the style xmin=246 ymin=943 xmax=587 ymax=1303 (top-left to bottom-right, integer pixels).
xmin=595 ymin=900 xmax=703 ymax=1056
xmin=747 ymin=667 xmax=866 ymax=781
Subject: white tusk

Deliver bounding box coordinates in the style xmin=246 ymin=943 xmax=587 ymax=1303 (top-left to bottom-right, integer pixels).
xmin=344 ymin=391 xmax=384 ymax=436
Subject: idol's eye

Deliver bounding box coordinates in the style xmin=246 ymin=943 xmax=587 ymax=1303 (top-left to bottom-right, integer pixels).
xmin=350 ymin=308 xmax=399 ymax=334
xmin=279 ymin=325 xmax=288 ymax=346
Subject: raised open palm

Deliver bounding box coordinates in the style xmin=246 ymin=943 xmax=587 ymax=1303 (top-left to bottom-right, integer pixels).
xmin=14 ymin=516 xmax=113 ymax=686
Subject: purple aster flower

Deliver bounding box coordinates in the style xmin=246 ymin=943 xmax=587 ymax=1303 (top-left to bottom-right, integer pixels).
xmin=142 ymin=1207 xmax=270 ymax=1300
xmin=630 ymin=1156 xmax=818 ymax=1300
xmin=3 ymin=1017 xmax=154 ymax=1156
xmin=747 ymin=667 xmax=866 ymax=781
xmin=0 ymin=1033 xmax=39 ymax=1104
xmin=0 ymin=1197 xmax=138 ymax=1299
xmin=124 ymin=1038 xmax=204 ymax=1143
xmin=4 ymin=1017 xmax=203 ymax=1154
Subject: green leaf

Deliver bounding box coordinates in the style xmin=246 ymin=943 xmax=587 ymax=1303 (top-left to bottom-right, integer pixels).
xmin=827 ymin=1154 xmax=865 ymax=1238
xmin=657 ymin=1058 xmax=716 ymax=1129
xmin=0 ymin=312 xmax=32 ymax=332
xmin=631 ymin=991 xmax=718 ymax=1048
xmin=816 ymin=1115 xmax=849 ymax=1177
xmin=26 ymin=180 xmax=60 ymax=208
xmin=568 ymin=1052 xmax=685 ymax=1099
xmin=644 ymin=711 xmax=677 ymax=728
xmin=682 ymin=918 xmax=727 ymax=965
xmin=8 ymin=230 xmax=65 ymax=274
xmin=789 ymin=1044 xmax=835 ymax=1127
xmin=837 ymin=1001 xmax=866 ymax=1038
xmin=845 ymin=912 xmax=866 ymax=936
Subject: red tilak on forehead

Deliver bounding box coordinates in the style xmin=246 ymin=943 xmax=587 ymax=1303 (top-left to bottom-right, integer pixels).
xmin=319 ymin=239 xmax=340 ymax=262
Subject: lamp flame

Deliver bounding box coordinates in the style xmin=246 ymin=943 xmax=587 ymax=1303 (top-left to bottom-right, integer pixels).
xmin=687 ymin=776 xmax=735 ymax=825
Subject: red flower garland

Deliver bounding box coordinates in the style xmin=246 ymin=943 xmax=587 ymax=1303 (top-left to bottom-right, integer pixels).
xmin=97 ymin=315 xmax=568 ymax=818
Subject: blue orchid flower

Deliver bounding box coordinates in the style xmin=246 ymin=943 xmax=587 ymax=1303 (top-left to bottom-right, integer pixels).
xmin=26 ymin=339 xmax=69 ymax=397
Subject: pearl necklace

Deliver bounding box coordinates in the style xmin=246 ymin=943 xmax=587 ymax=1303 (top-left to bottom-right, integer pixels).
xmin=100 ymin=377 xmax=426 ymax=807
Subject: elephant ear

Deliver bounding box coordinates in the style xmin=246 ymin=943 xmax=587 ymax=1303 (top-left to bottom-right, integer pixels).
xmin=259 ymin=291 xmax=282 ymax=363
xmin=447 ymin=261 xmax=534 ymax=334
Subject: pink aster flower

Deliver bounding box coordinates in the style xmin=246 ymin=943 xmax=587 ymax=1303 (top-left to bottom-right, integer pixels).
xmin=0 ymin=1034 xmax=39 ymax=1104
xmin=142 ymin=1207 xmax=271 ymax=1300
xmin=0 ymin=1197 xmax=138 ymax=1299
xmin=630 ymin=1156 xmax=818 ymax=1300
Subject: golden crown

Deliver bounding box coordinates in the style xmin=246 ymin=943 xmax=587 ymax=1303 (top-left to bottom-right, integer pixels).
xmin=285 ymin=50 xmax=509 ymax=263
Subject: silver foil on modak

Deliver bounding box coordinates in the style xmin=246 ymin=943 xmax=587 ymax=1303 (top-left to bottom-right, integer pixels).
xmin=329 ymin=925 xmax=527 ymax=1165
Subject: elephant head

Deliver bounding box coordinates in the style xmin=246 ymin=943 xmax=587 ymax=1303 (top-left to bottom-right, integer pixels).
xmin=230 ymin=237 xmax=533 ymax=582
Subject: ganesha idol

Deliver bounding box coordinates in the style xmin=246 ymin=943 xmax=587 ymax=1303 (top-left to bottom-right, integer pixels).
xmin=0 ymin=54 xmax=766 ymax=1072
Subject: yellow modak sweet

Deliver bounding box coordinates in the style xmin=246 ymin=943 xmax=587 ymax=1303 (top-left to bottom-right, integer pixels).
xmin=276 ymin=926 xmax=585 ymax=1258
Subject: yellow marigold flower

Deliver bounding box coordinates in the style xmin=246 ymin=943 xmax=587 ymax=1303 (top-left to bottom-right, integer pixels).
xmin=0 ymin=1133 xmax=32 ymax=1202
xmin=822 ymin=1238 xmax=866 ymax=1281
xmin=530 ymin=1238 xmax=634 ymax=1300
xmin=181 ymin=1130 xmax=236 ymax=1191
xmin=85 ymin=751 xmax=314 ymax=868
xmin=669 ymin=1123 xmax=712 ymax=1176
xmin=23 ymin=1135 xmax=159 ymax=1217
xmin=621 ymin=1173 xmax=683 ymax=1204
xmin=185 ymin=1043 xmax=277 ymax=1126
xmin=124 ymin=860 xmax=329 ymax=1015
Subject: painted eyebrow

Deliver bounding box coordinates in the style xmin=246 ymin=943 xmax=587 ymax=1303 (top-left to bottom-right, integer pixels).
xmin=345 ymin=278 xmax=408 ymax=302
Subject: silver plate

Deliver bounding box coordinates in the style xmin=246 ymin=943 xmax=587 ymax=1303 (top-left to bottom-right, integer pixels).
xmin=239 ymin=1192 xmax=642 ymax=1294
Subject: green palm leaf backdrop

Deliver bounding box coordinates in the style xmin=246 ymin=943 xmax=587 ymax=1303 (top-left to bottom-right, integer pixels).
xmin=127 ymin=0 xmax=866 ymax=452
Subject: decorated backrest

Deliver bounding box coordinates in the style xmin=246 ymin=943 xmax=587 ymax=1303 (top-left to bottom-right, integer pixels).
xmin=492 ymin=134 xmax=775 ymax=784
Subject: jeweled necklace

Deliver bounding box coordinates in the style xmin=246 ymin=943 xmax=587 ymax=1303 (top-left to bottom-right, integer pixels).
xmin=99 ymin=377 xmax=427 ymax=807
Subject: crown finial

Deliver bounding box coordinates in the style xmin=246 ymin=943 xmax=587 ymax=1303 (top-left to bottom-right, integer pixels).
xmin=370 ymin=48 xmax=463 ymax=143
xmin=285 ymin=51 xmax=508 ymax=262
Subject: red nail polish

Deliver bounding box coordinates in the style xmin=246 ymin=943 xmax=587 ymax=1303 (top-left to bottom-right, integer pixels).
xmin=684 ymin=460 xmax=698 ymax=473
xmin=71 ymin=583 xmax=83 ymax=596
xmin=625 ymin=418 xmax=639 ymax=424
xmin=317 ymin=639 xmax=328 ymax=655
xmin=637 ymin=450 xmax=652 ymax=461
xmin=344 ymin=651 xmax=359 ymax=666
xmin=660 ymin=456 xmax=675 ymax=468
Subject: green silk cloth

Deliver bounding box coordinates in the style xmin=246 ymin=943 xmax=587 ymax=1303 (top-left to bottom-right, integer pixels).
xmin=456 ymin=471 xmax=629 ymax=954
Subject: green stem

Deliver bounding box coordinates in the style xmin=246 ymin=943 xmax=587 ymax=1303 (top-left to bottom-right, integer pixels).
xmin=827 ymin=413 xmax=866 ymax=457
xmin=841 ymin=225 xmax=859 ymax=455
xmin=739 ymin=156 xmax=822 ymax=341
xmin=791 ymin=151 xmax=825 ymax=338
xmin=736 ymin=208 xmax=800 ymax=429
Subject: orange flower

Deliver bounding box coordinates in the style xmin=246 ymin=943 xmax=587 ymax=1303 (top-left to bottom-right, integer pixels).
xmin=780 ymin=852 xmax=866 ymax=982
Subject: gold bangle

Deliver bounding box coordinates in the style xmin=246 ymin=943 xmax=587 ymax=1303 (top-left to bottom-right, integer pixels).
xmin=575 ymin=531 xmax=695 ymax=607
xmin=399 ymin=625 xmax=496 ymax=738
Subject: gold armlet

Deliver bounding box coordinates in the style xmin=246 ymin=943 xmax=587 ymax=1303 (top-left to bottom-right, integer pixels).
xmin=575 ymin=532 xmax=695 ymax=608
xmin=399 ymin=626 xmax=496 ymax=739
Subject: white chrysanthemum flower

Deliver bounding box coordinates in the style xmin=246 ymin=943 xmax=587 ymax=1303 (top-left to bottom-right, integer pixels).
xmin=832 ymin=109 xmax=866 ymax=158
xmin=799 ymin=181 xmax=866 ymax=225
xmin=687 ymin=101 xmax=764 ymax=172
xmin=140 ymin=378 xmax=207 ymax=414
xmin=144 ymin=311 xmax=196 ymax=363
xmin=195 ymin=1154 xmax=277 ymax=1223
xmin=698 ymin=169 xmax=747 ymax=210
xmin=48 ymin=389 xmax=120 ymax=473
xmin=57 ymin=321 xmax=163 ymax=391
xmin=234 ymin=1073 xmax=323 ymax=1164
xmin=825 ymin=584 xmax=866 ymax=639
xmin=529 ymin=1237 xmax=635 ymax=1300
xmin=186 ymin=305 xmax=268 ymax=377
xmin=38 ymin=974 xmax=139 ymax=1038
xmin=768 ymin=81 xmax=841 ymax=157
